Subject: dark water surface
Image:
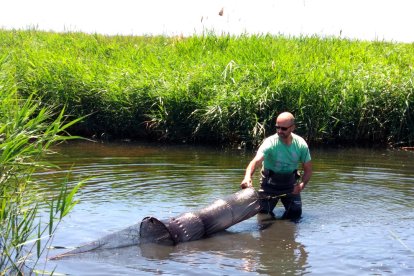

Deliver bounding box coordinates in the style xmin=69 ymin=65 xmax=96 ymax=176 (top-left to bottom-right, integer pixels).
xmin=33 ymin=141 xmax=414 ymax=275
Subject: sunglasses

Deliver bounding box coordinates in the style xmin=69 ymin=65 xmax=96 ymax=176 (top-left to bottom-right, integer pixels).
xmin=275 ymin=124 xmax=293 ymax=131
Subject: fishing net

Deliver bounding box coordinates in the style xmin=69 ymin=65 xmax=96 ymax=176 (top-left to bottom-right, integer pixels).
xmin=51 ymin=188 xmax=260 ymax=259
xmin=140 ymin=187 xmax=260 ymax=245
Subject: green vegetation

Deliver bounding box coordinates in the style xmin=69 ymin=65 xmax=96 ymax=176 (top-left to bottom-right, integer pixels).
xmin=0 ymin=54 xmax=83 ymax=275
xmin=1 ymin=29 xmax=413 ymax=147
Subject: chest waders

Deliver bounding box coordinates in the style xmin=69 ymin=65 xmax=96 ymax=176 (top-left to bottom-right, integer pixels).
xmin=260 ymin=169 xmax=299 ymax=195
xmin=259 ymin=169 xmax=302 ymax=220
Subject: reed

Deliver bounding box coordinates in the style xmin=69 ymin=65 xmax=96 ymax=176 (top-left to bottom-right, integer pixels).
xmin=1 ymin=29 xmax=413 ymax=147
xmin=0 ymin=54 xmax=83 ymax=275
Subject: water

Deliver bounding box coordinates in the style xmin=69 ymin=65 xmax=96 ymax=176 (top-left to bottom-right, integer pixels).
xmin=32 ymin=141 xmax=414 ymax=275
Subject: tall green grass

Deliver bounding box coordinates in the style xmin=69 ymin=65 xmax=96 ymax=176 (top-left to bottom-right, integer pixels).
xmin=1 ymin=29 xmax=413 ymax=147
xmin=0 ymin=53 xmax=83 ymax=275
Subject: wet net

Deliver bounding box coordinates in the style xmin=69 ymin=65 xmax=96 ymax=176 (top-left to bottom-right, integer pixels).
xmin=140 ymin=187 xmax=261 ymax=245
xmin=51 ymin=188 xmax=260 ymax=259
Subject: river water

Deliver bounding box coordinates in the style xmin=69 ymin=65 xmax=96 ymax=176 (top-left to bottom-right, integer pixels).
xmin=32 ymin=141 xmax=413 ymax=275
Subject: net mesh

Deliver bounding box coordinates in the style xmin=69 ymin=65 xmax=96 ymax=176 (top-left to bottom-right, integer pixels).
xmin=140 ymin=187 xmax=260 ymax=244
xmin=51 ymin=188 xmax=260 ymax=259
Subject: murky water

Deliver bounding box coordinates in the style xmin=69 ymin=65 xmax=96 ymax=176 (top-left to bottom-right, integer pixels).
xmin=32 ymin=141 xmax=414 ymax=275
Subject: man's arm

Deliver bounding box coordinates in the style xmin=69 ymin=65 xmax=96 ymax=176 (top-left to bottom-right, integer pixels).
xmin=240 ymin=152 xmax=264 ymax=189
xmin=293 ymin=161 xmax=312 ymax=194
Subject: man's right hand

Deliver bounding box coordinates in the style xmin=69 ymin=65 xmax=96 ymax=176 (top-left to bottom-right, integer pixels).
xmin=240 ymin=178 xmax=253 ymax=189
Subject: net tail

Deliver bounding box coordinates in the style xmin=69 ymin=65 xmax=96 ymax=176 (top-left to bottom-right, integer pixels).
xmin=50 ymin=223 xmax=141 ymax=260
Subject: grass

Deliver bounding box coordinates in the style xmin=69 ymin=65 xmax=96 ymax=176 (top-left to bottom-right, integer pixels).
xmin=0 ymin=53 xmax=83 ymax=275
xmin=1 ymin=29 xmax=413 ymax=147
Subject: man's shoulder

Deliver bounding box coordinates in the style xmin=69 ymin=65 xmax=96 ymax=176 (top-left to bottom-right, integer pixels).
xmin=259 ymin=134 xmax=279 ymax=151
xmin=292 ymin=133 xmax=309 ymax=147
xmin=265 ymin=133 xmax=279 ymax=141
xmin=263 ymin=134 xmax=280 ymax=146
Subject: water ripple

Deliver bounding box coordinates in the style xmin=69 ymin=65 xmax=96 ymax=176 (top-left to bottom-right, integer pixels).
xmin=31 ymin=143 xmax=414 ymax=276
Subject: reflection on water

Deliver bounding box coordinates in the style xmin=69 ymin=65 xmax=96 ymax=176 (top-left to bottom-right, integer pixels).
xmin=32 ymin=141 xmax=414 ymax=275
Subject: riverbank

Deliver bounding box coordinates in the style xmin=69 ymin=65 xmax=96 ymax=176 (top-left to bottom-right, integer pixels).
xmin=1 ymin=29 xmax=413 ymax=147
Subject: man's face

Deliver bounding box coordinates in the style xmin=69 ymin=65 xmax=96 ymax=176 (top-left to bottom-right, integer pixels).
xmin=275 ymin=119 xmax=294 ymax=138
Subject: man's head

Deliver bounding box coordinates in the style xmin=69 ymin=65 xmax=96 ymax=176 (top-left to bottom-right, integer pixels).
xmin=275 ymin=112 xmax=295 ymax=139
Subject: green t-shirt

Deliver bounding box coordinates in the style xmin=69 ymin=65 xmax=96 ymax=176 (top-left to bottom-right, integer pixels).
xmin=258 ymin=133 xmax=311 ymax=173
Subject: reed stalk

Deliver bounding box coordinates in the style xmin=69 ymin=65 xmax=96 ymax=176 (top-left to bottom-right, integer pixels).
xmin=0 ymin=54 xmax=83 ymax=275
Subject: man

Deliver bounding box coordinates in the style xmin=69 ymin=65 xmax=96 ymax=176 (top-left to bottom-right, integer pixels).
xmin=241 ymin=112 xmax=312 ymax=220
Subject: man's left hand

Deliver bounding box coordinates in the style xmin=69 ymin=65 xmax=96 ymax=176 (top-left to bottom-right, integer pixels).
xmin=292 ymin=182 xmax=305 ymax=194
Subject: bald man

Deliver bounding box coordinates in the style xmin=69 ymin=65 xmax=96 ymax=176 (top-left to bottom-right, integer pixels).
xmin=241 ymin=112 xmax=312 ymax=220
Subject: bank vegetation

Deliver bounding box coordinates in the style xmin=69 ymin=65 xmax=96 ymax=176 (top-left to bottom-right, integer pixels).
xmin=1 ymin=29 xmax=413 ymax=148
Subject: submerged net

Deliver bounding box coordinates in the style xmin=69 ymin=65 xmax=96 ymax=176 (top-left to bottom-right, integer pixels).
xmin=50 ymin=223 xmax=141 ymax=259
xmin=51 ymin=188 xmax=260 ymax=259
